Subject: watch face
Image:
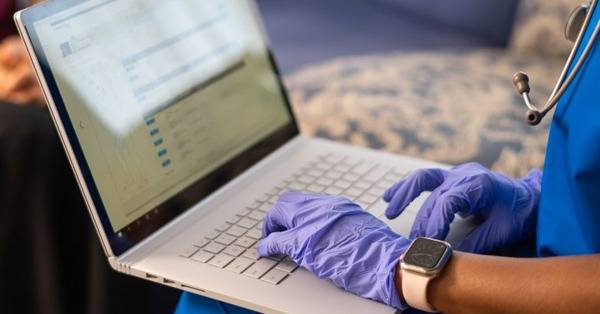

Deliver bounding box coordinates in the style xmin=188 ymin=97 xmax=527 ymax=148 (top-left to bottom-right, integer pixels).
xmin=404 ymin=238 xmax=449 ymax=269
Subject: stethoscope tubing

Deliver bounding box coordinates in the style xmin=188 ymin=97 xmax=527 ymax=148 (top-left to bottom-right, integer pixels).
xmin=516 ymin=0 xmax=599 ymax=125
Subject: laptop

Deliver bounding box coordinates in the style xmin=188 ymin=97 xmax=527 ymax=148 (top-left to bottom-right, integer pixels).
xmin=15 ymin=1 xmax=475 ymax=313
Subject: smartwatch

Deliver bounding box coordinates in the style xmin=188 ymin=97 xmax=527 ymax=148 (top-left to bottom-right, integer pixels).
xmin=400 ymin=237 xmax=453 ymax=312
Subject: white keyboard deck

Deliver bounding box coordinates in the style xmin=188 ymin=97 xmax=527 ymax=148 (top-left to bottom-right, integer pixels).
xmin=180 ymin=153 xmax=410 ymax=285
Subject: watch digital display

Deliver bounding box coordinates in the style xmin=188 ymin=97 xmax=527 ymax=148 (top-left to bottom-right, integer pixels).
xmin=404 ymin=238 xmax=449 ymax=269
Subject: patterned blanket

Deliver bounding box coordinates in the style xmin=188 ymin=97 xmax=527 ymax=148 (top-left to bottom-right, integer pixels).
xmin=285 ymin=49 xmax=565 ymax=177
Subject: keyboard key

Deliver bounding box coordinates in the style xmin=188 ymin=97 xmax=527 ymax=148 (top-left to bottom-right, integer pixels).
xmin=261 ymin=268 xmax=289 ymax=284
xmin=288 ymin=182 xmax=306 ymax=191
xmin=226 ymin=257 xmax=255 ymax=273
xmin=355 ymin=199 xmax=370 ymax=209
xmin=238 ymin=218 xmax=257 ymax=229
xmin=297 ymin=175 xmax=316 ymax=184
xmin=276 ymin=259 xmax=298 ymax=273
xmin=364 ymin=165 xmax=391 ymax=182
xmin=226 ymin=225 xmax=247 ymax=237
xmin=307 ymin=169 xmax=325 ymax=177
xmin=266 ymin=187 xmax=282 ymax=196
xmin=180 ymin=246 xmax=199 ymax=258
xmin=236 ymin=208 xmax=251 ymax=217
xmin=368 ymin=199 xmax=388 ymax=217
xmin=343 ymin=156 xmax=361 ymax=167
xmin=194 ymin=238 xmax=210 ymax=248
xmin=340 ymin=194 xmax=356 ymax=201
xmin=208 ymin=253 xmax=234 ymax=268
xmin=325 ymin=186 xmax=344 ymax=195
xmin=191 ymin=250 xmax=214 ymax=263
xmin=266 ymin=195 xmax=279 ymax=205
xmin=385 ymin=171 xmax=408 ymax=182
xmin=243 ymin=258 xmax=277 ymax=279
xmin=214 ymin=234 xmax=236 ymax=246
xmin=316 ymin=177 xmax=334 ymax=186
xmin=247 ymin=200 xmax=262 ymax=209
xmin=245 ymin=228 xmax=263 ymax=240
xmin=334 ymin=180 xmax=352 ymax=189
xmin=205 ymin=230 xmax=220 ymax=240
xmin=226 ymin=215 xmax=241 ymax=224
xmin=376 ymin=179 xmax=396 ymax=190
xmin=367 ymin=186 xmax=387 ymax=197
xmin=358 ymin=194 xmax=378 ymax=205
xmin=242 ymin=247 xmax=261 ymax=260
xmin=306 ymin=184 xmax=326 ymax=193
xmin=345 ymin=187 xmax=364 ymax=198
xmin=325 ymin=154 xmax=345 ymax=164
xmin=325 ymin=170 xmax=343 ymax=180
xmin=223 ymin=245 xmax=245 ymax=257
xmin=256 ymin=194 xmax=270 ymax=202
xmin=353 ymin=180 xmax=372 ymax=190
xmin=343 ymin=173 xmax=360 ymax=182
xmin=215 ymin=223 xmax=231 ymax=232
xmin=352 ymin=162 xmax=375 ymax=175
xmin=204 ymin=242 xmax=226 ymax=254
xmin=255 ymin=221 xmax=264 ymax=229
xmin=258 ymin=203 xmax=273 ymax=213
xmin=248 ymin=210 xmax=266 ymax=221
xmin=235 ymin=236 xmax=256 ymax=248
xmin=315 ymin=163 xmax=331 ymax=171
xmin=333 ymin=164 xmax=351 ymax=172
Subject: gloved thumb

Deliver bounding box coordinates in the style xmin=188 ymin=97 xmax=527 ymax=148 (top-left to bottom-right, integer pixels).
xmin=457 ymin=221 xmax=493 ymax=254
xmin=257 ymin=231 xmax=291 ymax=257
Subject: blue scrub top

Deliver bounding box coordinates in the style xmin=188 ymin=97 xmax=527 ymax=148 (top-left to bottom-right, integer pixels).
xmin=537 ymin=5 xmax=600 ymax=256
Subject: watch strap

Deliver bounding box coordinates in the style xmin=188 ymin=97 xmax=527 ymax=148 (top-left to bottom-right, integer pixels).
xmin=402 ymin=269 xmax=437 ymax=313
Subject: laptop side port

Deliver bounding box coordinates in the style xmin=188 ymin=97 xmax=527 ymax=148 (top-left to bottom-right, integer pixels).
xmin=145 ymin=273 xmax=158 ymax=279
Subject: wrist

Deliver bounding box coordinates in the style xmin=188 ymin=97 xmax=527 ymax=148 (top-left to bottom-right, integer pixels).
xmin=384 ymin=239 xmax=410 ymax=310
xmin=394 ymin=261 xmax=406 ymax=305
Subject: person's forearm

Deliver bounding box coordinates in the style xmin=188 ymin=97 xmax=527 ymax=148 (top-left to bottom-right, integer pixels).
xmin=396 ymin=252 xmax=600 ymax=313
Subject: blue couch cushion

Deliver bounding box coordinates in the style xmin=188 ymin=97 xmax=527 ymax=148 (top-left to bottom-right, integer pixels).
xmin=257 ymin=0 xmax=505 ymax=73
xmin=373 ymin=0 xmax=521 ymax=45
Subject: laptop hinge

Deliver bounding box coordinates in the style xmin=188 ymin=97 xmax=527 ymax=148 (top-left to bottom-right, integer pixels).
xmin=108 ymin=256 xmax=132 ymax=275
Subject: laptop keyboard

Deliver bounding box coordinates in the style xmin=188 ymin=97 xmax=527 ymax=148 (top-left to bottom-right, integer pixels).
xmin=179 ymin=153 xmax=410 ymax=285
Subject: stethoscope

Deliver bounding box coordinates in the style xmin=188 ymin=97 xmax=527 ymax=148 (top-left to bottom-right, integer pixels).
xmin=513 ymin=0 xmax=600 ymax=125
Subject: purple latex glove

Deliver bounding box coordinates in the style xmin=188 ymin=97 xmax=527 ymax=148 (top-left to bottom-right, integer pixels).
xmin=257 ymin=192 xmax=410 ymax=310
xmin=383 ymin=162 xmax=542 ymax=253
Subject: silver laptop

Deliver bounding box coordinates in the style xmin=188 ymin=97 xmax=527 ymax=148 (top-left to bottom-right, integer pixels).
xmin=15 ymin=1 xmax=474 ymax=313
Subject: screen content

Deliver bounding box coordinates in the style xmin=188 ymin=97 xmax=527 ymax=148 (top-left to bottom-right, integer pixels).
xmin=33 ymin=0 xmax=292 ymax=232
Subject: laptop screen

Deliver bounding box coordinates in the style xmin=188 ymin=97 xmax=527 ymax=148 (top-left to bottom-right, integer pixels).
xmin=21 ymin=0 xmax=297 ymax=255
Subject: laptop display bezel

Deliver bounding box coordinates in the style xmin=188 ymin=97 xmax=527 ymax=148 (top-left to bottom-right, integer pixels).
xmin=17 ymin=0 xmax=300 ymax=256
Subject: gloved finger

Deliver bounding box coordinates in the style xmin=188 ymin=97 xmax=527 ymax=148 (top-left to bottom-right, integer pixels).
xmin=423 ymin=194 xmax=468 ymax=240
xmin=257 ymin=231 xmax=293 ymax=257
xmin=384 ymin=168 xmax=446 ymax=219
xmin=409 ymin=189 xmax=443 ymax=239
xmin=457 ymin=220 xmax=494 ymax=254
xmin=262 ymin=203 xmax=294 ymax=238
xmin=277 ymin=191 xmax=318 ymax=203
xmin=382 ymin=168 xmax=444 ymax=202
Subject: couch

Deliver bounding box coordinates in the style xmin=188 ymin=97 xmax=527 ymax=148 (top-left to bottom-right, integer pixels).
xmin=259 ymin=0 xmax=578 ymax=177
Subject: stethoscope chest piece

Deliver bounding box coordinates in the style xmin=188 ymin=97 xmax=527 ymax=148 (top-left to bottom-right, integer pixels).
xmin=513 ymin=1 xmax=598 ymax=126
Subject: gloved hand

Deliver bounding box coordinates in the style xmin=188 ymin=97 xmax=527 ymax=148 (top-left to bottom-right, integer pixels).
xmin=257 ymin=192 xmax=410 ymax=310
xmin=383 ymin=162 xmax=542 ymax=253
